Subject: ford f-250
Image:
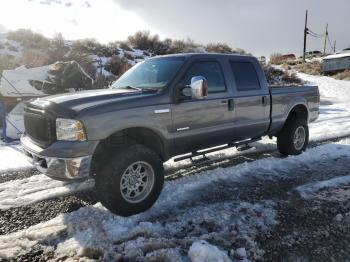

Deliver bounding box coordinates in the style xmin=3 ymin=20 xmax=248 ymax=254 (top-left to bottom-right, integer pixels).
xmin=21 ymin=54 xmax=320 ymax=216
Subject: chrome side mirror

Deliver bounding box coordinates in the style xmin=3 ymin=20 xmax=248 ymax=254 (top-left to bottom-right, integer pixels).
xmin=190 ymin=76 xmax=208 ymax=100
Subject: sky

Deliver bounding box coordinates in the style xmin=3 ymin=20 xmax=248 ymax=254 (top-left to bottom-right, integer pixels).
xmin=0 ymin=0 xmax=349 ymax=57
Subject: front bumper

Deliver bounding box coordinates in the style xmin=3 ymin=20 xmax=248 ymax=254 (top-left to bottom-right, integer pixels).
xmin=21 ymin=136 xmax=93 ymax=180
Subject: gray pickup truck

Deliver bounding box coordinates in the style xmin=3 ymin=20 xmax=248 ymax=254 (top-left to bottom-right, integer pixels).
xmin=21 ymin=54 xmax=319 ymax=216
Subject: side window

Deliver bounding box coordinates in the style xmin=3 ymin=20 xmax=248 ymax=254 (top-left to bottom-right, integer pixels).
xmin=181 ymin=61 xmax=226 ymax=93
xmin=230 ymin=62 xmax=261 ymax=91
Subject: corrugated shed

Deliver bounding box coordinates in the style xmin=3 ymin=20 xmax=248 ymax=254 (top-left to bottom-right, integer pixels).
xmin=322 ymin=51 xmax=350 ymax=72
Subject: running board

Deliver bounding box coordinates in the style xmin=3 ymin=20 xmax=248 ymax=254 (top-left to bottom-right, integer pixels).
xmin=173 ymin=137 xmax=261 ymax=162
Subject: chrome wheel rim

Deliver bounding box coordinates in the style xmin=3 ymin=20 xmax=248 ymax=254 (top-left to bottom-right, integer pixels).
xmin=120 ymin=161 xmax=155 ymax=203
xmin=293 ymin=126 xmax=306 ymax=150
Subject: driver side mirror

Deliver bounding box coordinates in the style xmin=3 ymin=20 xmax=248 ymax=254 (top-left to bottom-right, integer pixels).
xmin=190 ymin=76 xmax=208 ymax=100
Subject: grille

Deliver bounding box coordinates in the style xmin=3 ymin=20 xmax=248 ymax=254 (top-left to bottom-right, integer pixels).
xmin=24 ymin=107 xmax=56 ymax=148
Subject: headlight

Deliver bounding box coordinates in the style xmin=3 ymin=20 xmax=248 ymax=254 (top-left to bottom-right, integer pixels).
xmin=56 ymin=118 xmax=87 ymax=141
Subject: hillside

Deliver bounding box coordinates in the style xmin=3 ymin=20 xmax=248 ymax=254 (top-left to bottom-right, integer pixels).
xmin=0 ymin=29 xmax=249 ymax=89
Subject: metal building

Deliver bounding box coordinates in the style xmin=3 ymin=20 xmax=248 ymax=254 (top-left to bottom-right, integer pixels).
xmin=322 ymin=49 xmax=350 ymax=73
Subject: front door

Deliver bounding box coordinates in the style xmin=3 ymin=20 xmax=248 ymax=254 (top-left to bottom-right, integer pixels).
xmin=171 ymin=60 xmax=234 ymax=154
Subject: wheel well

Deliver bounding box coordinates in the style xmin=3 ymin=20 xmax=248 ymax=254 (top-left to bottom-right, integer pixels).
xmin=92 ymin=128 xmax=165 ymax=171
xmin=287 ymin=104 xmax=308 ymax=122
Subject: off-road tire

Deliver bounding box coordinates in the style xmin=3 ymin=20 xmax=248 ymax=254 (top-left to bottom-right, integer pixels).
xmin=95 ymin=144 xmax=164 ymax=216
xmin=277 ymin=118 xmax=309 ymax=156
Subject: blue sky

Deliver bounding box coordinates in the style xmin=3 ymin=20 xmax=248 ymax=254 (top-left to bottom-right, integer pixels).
xmin=1 ymin=0 xmax=349 ymax=57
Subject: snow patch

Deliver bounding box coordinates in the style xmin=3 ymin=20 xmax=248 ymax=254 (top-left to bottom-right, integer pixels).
xmin=298 ymin=73 xmax=350 ymax=141
xmin=0 ymin=174 xmax=94 ymax=210
xmin=296 ymin=175 xmax=350 ymax=199
xmin=188 ymin=240 xmax=231 ymax=262
xmin=0 ymin=145 xmax=32 ymax=172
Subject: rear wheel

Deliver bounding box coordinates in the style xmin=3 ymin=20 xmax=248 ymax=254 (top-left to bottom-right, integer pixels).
xmin=95 ymin=144 xmax=164 ymax=216
xmin=277 ymin=118 xmax=309 ymax=156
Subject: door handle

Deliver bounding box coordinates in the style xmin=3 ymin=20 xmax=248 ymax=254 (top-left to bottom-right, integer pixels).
xmin=221 ymin=99 xmax=234 ymax=111
xmin=262 ymin=96 xmax=267 ymax=105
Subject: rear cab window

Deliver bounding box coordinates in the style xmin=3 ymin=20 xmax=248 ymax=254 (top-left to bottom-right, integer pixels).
xmin=230 ymin=61 xmax=261 ymax=91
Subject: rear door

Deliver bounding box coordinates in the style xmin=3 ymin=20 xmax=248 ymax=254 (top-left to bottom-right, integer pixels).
xmin=171 ymin=59 xmax=235 ymax=154
xmin=229 ymin=60 xmax=270 ymax=140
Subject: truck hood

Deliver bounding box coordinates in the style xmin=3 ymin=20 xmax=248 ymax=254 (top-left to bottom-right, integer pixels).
xmin=30 ymin=88 xmax=151 ymax=114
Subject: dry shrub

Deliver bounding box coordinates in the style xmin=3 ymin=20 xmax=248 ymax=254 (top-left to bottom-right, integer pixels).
xmin=119 ymin=42 xmax=133 ymax=51
xmin=19 ymin=49 xmax=50 ymax=68
xmin=47 ymin=33 xmax=70 ymax=64
xmin=294 ymin=61 xmax=321 ymax=75
xmin=71 ymin=39 xmax=114 ymax=57
xmin=0 ymin=55 xmax=18 ymax=72
xmin=93 ymin=74 xmax=117 ymax=89
xmin=7 ymin=29 xmax=50 ymax=49
xmin=123 ymin=52 xmax=134 ymax=61
xmin=104 ymin=55 xmax=130 ymax=76
xmin=128 ymin=31 xmax=154 ymax=50
xmin=127 ymin=31 xmax=246 ymax=55
xmin=206 ymin=43 xmax=233 ymax=54
xmin=269 ymin=53 xmax=284 ymax=65
xmin=64 ymin=50 xmax=96 ymax=78
xmin=264 ymin=65 xmax=303 ymax=86
xmin=333 ymin=70 xmax=350 ymax=81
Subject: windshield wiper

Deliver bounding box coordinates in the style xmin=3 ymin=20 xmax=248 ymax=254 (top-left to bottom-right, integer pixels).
xmin=113 ymin=85 xmax=160 ymax=93
xmin=119 ymin=86 xmax=142 ymax=91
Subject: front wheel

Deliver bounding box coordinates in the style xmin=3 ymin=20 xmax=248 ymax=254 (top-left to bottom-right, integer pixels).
xmin=95 ymin=144 xmax=164 ymax=216
xmin=277 ymin=118 xmax=309 ymax=156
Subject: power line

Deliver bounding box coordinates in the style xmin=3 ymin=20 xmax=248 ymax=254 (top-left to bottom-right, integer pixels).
xmin=308 ymin=29 xmax=325 ymax=38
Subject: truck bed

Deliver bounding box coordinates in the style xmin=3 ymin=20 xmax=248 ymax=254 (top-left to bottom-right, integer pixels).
xmin=268 ymin=85 xmax=320 ymax=135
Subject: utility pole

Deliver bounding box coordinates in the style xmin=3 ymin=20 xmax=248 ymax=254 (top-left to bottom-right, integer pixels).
xmin=303 ymin=10 xmax=308 ymax=62
xmin=323 ymin=24 xmax=328 ymax=55
xmin=334 ymin=40 xmax=336 ymax=53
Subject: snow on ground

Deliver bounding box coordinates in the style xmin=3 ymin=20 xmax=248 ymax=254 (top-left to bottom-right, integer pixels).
xmin=0 ymin=144 xmax=32 ymax=172
xmin=188 ymin=240 xmax=232 ymax=262
xmin=0 ymin=200 xmax=275 ymax=260
xmin=0 ymin=174 xmax=94 ymax=210
xmin=298 ymin=73 xmax=350 ymax=141
xmin=2 ymin=138 xmax=350 ymax=260
xmin=296 ymin=175 xmax=350 ymax=199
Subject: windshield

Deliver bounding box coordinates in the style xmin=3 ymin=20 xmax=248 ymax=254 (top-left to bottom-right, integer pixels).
xmin=112 ymin=57 xmax=185 ymax=91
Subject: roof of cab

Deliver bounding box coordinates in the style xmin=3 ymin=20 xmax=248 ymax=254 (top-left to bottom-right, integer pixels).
xmin=153 ymin=53 xmax=254 ymax=59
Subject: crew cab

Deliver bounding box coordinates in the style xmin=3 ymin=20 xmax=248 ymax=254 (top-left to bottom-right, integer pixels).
xmin=21 ymin=54 xmax=320 ymax=216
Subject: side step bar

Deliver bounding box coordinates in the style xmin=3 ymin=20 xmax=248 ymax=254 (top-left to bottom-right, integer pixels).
xmin=173 ymin=137 xmax=262 ymax=162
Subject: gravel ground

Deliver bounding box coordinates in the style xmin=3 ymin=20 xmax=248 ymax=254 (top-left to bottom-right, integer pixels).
xmin=0 ymin=190 xmax=97 ymax=235
xmin=0 ymin=168 xmax=39 ymax=184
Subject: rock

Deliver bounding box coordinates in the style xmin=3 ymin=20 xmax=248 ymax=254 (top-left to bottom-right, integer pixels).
xmin=234 ymin=247 xmax=247 ymax=260
xmin=188 ymin=240 xmax=232 ymax=262
xmin=334 ymin=214 xmax=343 ymax=222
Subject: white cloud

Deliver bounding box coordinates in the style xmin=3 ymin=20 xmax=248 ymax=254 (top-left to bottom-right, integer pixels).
xmin=0 ymin=0 xmax=155 ymax=43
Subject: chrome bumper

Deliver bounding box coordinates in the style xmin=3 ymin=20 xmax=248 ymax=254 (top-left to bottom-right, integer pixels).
xmin=21 ymin=137 xmax=92 ymax=180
